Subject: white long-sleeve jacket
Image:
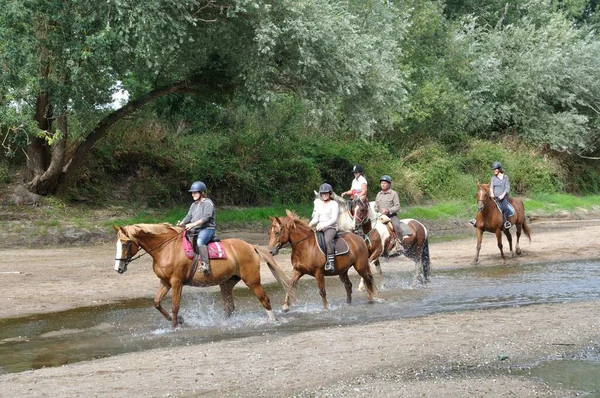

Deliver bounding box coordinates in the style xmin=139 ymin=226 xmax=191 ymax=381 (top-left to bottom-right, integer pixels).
xmin=309 ymin=200 xmax=339 ymax=231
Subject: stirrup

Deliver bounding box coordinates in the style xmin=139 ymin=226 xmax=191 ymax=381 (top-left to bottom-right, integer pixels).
xmin=468 ymin=219 xmax=477 ymax=227
xmin=324 ymin=261 xmax=334 ymax=272
xmin=200 ymin=261 xmax=210 ymax=274
xmin=503 ymin=221 xmax=512 ymax=229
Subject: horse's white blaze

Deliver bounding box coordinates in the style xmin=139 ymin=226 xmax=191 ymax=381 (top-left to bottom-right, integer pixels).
xmin=114 ymin=239 xmax=123 ymax=271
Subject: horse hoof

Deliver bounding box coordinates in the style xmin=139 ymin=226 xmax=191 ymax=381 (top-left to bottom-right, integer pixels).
xmin=357 ymin=285 xmax=366 ymax=292
xmin=177 ymin=316 xmax=184 ymax=325
xmin=282 ymin=305 xmax=290 ymax=313
xmin=516 ymin=249 xmax=522 ymax=256
xmin=373 ymin=297 xmax=385 ymax=303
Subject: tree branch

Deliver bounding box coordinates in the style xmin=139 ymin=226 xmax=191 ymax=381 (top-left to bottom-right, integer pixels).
xmin=62 ymin=76 xmax=214 ymax=180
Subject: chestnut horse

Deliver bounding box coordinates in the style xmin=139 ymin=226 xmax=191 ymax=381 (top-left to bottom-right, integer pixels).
xmin=353 ymin=199 xmax=431 ymax=287
xmin=114 ymin=223 xmax=295 ymax=328
xmin=267 ymin=210 xmax=376 ymax=310
xmin=472 ymin=183 xmax=532 ymax=265
xmin=313 ymin=191 xmax=384 ymax=272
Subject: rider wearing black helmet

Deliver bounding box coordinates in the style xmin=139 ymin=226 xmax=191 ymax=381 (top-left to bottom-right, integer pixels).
xmin=178 ymin=181 xmax=216 ymax=274
xmin=342 ymin=164 xmax=368 ymax=215
xmin=490 ymin=161 xmax=512 ymax=229
xmin=309 ymin=183 xmax=339 ymax=272
xmin=374 ymin=175 xmax=412 ymax=252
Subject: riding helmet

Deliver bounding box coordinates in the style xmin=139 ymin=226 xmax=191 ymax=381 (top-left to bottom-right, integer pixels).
xmin=352 ymin=164 xmax=364 ymax=173
xmin=188 ymin=181 xmax=207 ymax=193
xmin=380 ymin=175 xmax=392 ymax=184
xmin=491 ymin=161 xmax=503 ymax=171
xmin=319 ymin=183 xmax=333 ymax=194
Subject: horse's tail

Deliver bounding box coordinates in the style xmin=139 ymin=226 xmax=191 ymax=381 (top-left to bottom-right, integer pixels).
xmin=522 ymin=217 xmax=532 ymax=242
xmin=421 ymin=238 xmax=431 ymax=280
xmin=254 ymin=246 xmax=297 ymax=303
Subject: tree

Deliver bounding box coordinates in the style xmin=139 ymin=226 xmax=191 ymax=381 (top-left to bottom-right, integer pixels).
xmin=0 ymin=0 xmax=408 ymax=195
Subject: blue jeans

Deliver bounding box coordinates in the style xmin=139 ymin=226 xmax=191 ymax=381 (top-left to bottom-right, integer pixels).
xmin=196 ymin=228 xmax=215 ymax=248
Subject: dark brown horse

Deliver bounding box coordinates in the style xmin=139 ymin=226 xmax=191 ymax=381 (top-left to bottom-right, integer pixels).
xmin=114 ymin=223 xmax=295 ymax=328
xmin=472 ymin=183 xmax=532 ymax=265
xmin=267 ymin=210 xmax=376 ymax=310
xmin=353 ymin=199 xmax=431 ymax=287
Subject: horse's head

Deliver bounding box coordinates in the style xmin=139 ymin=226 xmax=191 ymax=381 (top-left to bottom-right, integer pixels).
xmin=113 ymin=225 xmax=141 ymax=274
xmin=352 ymin=199 xmax=370 ymax=231
xmin=476 ymin=182 xmax=491 ymax=212
xmin=268 ymin=216 xmax=289 ymax=256
xmin=268 ymin=210 xmax=311 ymax=255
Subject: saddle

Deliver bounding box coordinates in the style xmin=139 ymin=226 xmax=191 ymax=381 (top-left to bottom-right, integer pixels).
xmin=315 ymin=231 xmax=350 ymax=256
xmin=182 ymin=231 xmax=226 ymax=260
xmin=494 ymin=199 xmax=515 ymax=217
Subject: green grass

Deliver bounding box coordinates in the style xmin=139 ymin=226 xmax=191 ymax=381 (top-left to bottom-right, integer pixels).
xmin=108 ymin=203 xmax=314 ymax=230
xmin=524 ymin=193 xmax=600 ymax=215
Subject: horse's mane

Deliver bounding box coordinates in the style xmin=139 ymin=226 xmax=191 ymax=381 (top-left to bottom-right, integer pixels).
xmin=283 ymin=210 xmax=311 ymax=229
xmin=330 ymin=192 xmax=346 ymax=207
xmin=121 ymin=223 xmax=180 ymax=239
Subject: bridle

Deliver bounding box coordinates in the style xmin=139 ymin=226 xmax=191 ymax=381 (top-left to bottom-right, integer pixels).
xmin=115 ymin=229 xmax=185 ymax=267
xmin=270 ymin=221 xmax=313 ymax=254
xmin=476 ymin=187 xmax=493 ymax=212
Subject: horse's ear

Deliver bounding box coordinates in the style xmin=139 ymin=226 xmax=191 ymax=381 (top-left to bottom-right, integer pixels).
xmin=285 ymin=209 xmax=293 ymax=217
xmin=112 ymin=224 xmax=120 ymax=232
xmin=314 ymin=190 xmax=318 ymax=197
xmin=275 ymin=216 xmax=282 ymax=225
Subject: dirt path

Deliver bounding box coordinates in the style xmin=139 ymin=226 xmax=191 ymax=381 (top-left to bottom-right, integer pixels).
xmin=0 ymin=219 xmax=598 ymax=397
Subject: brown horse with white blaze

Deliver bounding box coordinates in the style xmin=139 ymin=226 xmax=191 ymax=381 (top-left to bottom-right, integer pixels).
xmin=473 ymin=183 xmax=532 ymax=265
xmin=114 ymin=223 xmax=295 ymax=328
xmin=268 ymin=210 xmax=376 ymax=310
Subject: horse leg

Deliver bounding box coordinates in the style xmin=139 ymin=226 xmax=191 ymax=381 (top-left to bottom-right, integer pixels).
xmin=170 ymin=280 xmax=184 ymax=328
xmin=471 ymin=229 xmax=484 ymax=265
xmin=248 ymin=282 xmax=277 ymax=321
xmin=283 ymin=269 xmax=303 ymax=312
xmin=354 ymin=265 xmax=375 ymax=303
xmin=515 ymin=223 xmax=523 ymax=255
xmin=503 ymin=229 xmax=514 ymax=257
xmin=495 ymin=230 xmax=506 ymax=265
xmin=315 ymin=271 xmax=329 ymax=309
xmin=219 ymin=277 xmax=240 ymax=318
xmin=411 ymin=257 xmax=424 ymax=288
xmin=153 ymin=280 xmax=173 ymax=323
xmin=339 ymin=272 xmax=353 ymax=304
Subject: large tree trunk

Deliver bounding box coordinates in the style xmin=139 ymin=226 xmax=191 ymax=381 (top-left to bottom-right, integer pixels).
xmin=26 ymin=77 xmax=208 ymax=195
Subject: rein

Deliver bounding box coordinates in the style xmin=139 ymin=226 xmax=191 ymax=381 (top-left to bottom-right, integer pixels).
xmin=116 ymin=229 xmax=185 ymax=265
xmin=274 ymin=223 xmax=314 ymax=251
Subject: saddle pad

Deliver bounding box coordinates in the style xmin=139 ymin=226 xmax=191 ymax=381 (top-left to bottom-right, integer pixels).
xmin=207 ymin=241 xmax=227 ymax=259
xmin=182 ymin=234 xmax=227 ymax=260
xmin=316 ymin=232 xmax=350 ymax=256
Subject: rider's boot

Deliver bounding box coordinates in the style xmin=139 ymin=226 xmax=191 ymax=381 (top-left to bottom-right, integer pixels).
xmin=396 ymin=238 xmax=405 ymax=253
xmin=503 ymin=213 xmax=512 ymax=230
xmin=324 ymin=254 xmax=335 ymax=272
xmin=198 ymin=245 xmax=210 ymax=274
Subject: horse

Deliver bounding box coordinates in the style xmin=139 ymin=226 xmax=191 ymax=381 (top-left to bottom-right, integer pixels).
xmin=113 ymin=223 xmax=295 ymax=328
xmin=472 ymin=183 xmax=532 ymax=265
xmin=313 ymin=191 xmax=384 ymax=270
xmin=267 ymin=210 xmax=376 ymax=310
xmin=352 ymin=197 xmax=431 ymax=287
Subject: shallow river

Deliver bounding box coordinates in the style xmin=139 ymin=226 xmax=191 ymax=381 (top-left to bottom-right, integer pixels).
xmin=1 ymin=259 xmax=599 ymax=392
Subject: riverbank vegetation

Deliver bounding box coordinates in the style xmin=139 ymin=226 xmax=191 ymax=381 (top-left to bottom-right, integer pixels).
xmin=1 ymin=0 xmax=599 ymax=211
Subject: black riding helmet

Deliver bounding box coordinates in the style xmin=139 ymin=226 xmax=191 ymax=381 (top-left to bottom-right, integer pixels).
xmin=380 ymin=175 xmax=392 ymax=184
xmin=491 ymin=161 xmax=503 ymax=171
xmin=352 ymin=164 xmax=364 ymax=174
